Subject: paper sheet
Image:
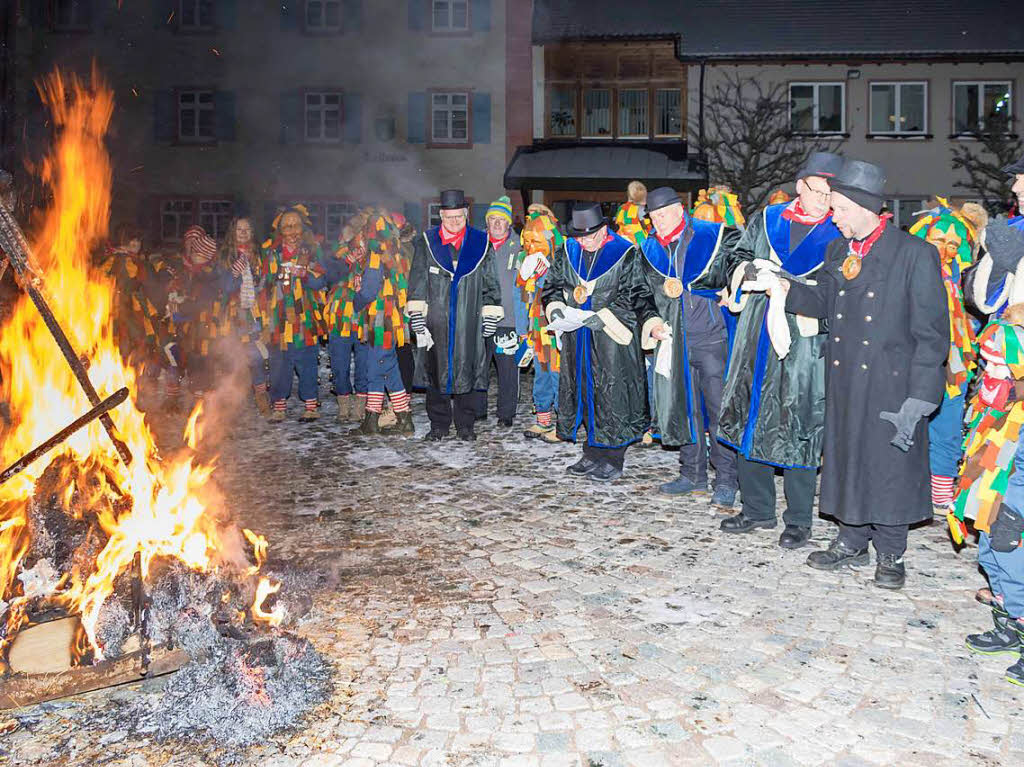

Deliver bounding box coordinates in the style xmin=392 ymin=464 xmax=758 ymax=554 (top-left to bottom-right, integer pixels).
xmin=547 ymin=306 xmax=595 ymax=333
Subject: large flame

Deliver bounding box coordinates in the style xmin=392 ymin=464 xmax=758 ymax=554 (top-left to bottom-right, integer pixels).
xmin=0 ymin=69 xmax=261 ymax=659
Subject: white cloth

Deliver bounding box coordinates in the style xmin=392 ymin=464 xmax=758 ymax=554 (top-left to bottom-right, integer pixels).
xmin=547 ymin=306 xmax=595 ymax=333
xmin=518 ymin=252 xmax=549 ymax=282
xmin=416 ymin=328 xmax=434 ymax=350
xmin=741 ymin=260 xmax=792 ymax=359
xmin=654 ymin=325 xmax=673 ymax=379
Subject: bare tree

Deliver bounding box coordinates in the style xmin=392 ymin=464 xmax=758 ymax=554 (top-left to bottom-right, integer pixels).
xmin=690 ymin=73 xmax=841 ymax=214
xmin=951 ymin=115 xmax=1022 ymax=215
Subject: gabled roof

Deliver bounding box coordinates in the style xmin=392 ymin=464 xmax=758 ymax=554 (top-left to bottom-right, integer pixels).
xmin=532 ymin=1 xmax=1024 ymax=61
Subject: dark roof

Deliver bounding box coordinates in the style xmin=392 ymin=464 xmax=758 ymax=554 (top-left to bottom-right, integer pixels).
xmin=532 ymin=1 xmax=1024 ymax=61
xmin=504 ymin=141 xmax=707 ymax=192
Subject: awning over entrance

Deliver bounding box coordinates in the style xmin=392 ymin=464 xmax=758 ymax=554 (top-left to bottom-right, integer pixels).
xmin=503 ymin=141 xmax=707 ymax=193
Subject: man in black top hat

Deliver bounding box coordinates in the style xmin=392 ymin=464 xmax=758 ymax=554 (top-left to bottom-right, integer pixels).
xmin=541 ymin=202 xmax=648 ymax=481
xmin=408 ymin=189 xmax=503 ymax=441
xmin=762 ymin=159 xmax=948 ymax=589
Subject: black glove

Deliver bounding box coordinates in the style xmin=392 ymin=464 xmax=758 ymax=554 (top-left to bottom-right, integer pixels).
xmin=986 ymin=218 xmax=1024 ymax=276
xmin=409 ymin=312 xmax=426 ymax=334
xmin=482 ymin=315 xmax=498 ymax=338
xmin=548 ymin=307 xmax=565 ymax=323
xmin=990 ymin=504 xmax=1024 ymax=552
xmin=582 ymin=313 xmax=605 ymax=332
xmin=879 ymin=398 xmax=937 ymax=452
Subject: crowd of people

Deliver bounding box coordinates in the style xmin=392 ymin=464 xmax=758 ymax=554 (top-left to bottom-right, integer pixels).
xmin=102 ymin=151 xmax=1024 ymax=686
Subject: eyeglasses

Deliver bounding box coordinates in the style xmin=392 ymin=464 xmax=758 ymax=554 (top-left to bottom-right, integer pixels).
xmin=802 ymin=185 xmax=831 ymax=202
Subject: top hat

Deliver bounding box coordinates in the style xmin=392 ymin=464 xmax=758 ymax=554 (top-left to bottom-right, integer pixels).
xmin=830 ymin=159 xmax=887 ymax=213
xmin=797 ymin=151 xmax=844 ymax=181
xmin=439 ymin=189 xmax=468 ymax=210
xmin=1003 ymin=154 xmax=1024 ymax=177
xmin=646 ymin=186 xmax=683 ymax=213
xmin=567 ymin=202 xmax=608 ymax=237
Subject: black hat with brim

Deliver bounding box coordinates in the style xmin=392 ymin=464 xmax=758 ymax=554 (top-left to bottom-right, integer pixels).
xmin=830 ymin=159 xmax=887 ymax=214
xmin=566 ymin=202 xmax=608 ymax=237
xmin=646 ymin=186 xmax=682 ymax=213
xmin=1003 ymin=155 xmax=1024 ymax=177
xmin=439 ymin=189 xmax=468 ymax=210
xmin=797 ymin=151 xmax=844 ymax=181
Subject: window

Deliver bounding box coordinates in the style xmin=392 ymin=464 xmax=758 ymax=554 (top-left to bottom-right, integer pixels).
xmin=549 ymin=87 xmax=576 ymax=137
xmin=655 ymin=89 xmax=682 ymax=137
xmin=431 ymin=0 xmax=468 ymax=32
xmin=427 ymin=203 xmax=443 ymax=229
xmin=179 ymin=0 xmax=214 ymax=30
xmin=305 ymin=0 xmax=341 ymax=32
xmin=305 ymin=92 xmax=343 ymax=143
xmin=954 ymin=81 xmax=1013 ymax=134
xmin=619 ymin=89 xmax=649 ymax=138
xmin=870 ymin=82 xmax=927 ymax=135
xmin=883 ymin=198 xmax=928 ymax=230
xmin=198 ymin=200 xmax=233 ymax=240
xmin=325 ymin=202 xmax=360 ymax=242
xmin=161 ymin=199 xmax=195 ymax=241
xmin=178 ymin=91 xmax=215 ymax=142
xmin=582 ymin=89 xmax=611 ymax=138
xmin=52 ymin=0 xmax=91 ymax=30
xmin=431 ymin=92 xmax=469 ymax=144
xmin=790 ymin=82 xmax=845 ymax=134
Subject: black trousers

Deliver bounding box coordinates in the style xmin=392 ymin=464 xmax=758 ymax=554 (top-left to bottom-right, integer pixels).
xmin=838 ymin=521 xmax=909 ymax=557
xmin=678 ymin=341 xmax=737 ymax=490
xmin=397 ymin=344 xmax=415 ymax=393
xmin=583 ymin=441 xmax=627 ymax=471
xmin=426 ymin=388 xmax=476 ymax=433
xmin=473 ymin=334 xmax=520 ymax=421
xmin=737 ymin=455 xmax=817 ymax=528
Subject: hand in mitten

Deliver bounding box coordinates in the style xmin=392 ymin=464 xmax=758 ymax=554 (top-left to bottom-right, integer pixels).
xmin=482 ymin=315 xmax=498 ymax=338
xmin=879 ymin=398 xmax=937 ymax=451
xmin=409 ymin=312 xmax=426 ymax=334
xmin=985 ymin=218 xmax=1024 ymax=278
xmin=990 ymin=504 xmax=1024 ymax=552
xmin=582 ymin=313 xmax=606 ymax=331
xmin=548 ymin=306 xmax=565 ymax=323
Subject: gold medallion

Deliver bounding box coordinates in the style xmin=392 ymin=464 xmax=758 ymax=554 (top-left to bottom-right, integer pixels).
xmin=841 ymin=254 xmax=862 ymax=281
xmin=573 ymin=284 xmax=589 ymax=304
xmin=663 ymin=277 xmax=684 ymax=299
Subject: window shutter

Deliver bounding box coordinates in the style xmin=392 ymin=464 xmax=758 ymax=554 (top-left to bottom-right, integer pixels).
xmin=404 ymin=202 xmax=423 ymax=231
xmin=470 ymin=204 xmax=489 ymax=230
xmin=280 ymin=0 xmax=299 ymax=30
xmin=153 ymin=90 xmax=177 ymax=142
xmin=344 ymin=93 xmax=362 ymax=143
xmin=472 ymin=92 xmax=491 ymax=144
xmin=214 ymin=0 xmax=238 ymax=29
xmin=471 ymin=0 xmax=490 ymax=31
xmin=214 ymin=91 xmax=236 ymax=141
xmin=407 ymin=0 xmax=424 ymax=30
xmin=151 ymin=0 xmax=176 ymax=29
xmin=342 ymin=0 xmax=363 ymax=32
xmin=407 ymin=92 xmax=426 ymax=143
xmin=280 ymin=90 xmax=303 ymax=144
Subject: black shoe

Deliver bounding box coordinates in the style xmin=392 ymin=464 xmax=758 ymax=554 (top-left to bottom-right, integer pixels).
xmin=588 ymin=463 xmax=623 ymax=482
xmin=967 ymin=608 xmax=1022 ymax=655
xmin=1007 ymin=655 xmax=1024 ymax=686
xmin=498 ymin=417 xmax=514 ymax=427
xmin=720 ymin=512 xmax=777 ymax=534
xmin=873 ymin=552 xmax=906 ymax=589
xmin=806 ymin=538 xmax=870 ymax=571
xmin=567 ymin=456 xmax=599 ymax=475
xmin=424 ymin=429 xmax=447 ymax=442
xmin=778 ymin=525 xmax=811 ymax=550
xmin=457 ymin=428 xmax=477 ymax=441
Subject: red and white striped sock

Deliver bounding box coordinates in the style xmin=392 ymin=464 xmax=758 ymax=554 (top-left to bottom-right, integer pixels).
xmin=390 ymin=390 xmax=411 ymax=413
xmin=166 ymin=378 xmax=180 ymax=396
xmin=356 ymin=392 xmax=368 ymax=401
xmin=931 ymin=475 xmax=955 ymax=507
xmin=366 ymin=392 xmax=385 ymax=413
xmin=304 ymin=398 xmax=318 ymax=412
xmin=537 ymin=411 xmax=552 ymax=427
xmin=273 ymin=399 xmax=287 ymax=412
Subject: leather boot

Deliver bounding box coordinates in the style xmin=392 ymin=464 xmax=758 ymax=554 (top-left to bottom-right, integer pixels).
xmin=806 ymin=537 xmax=870 ymax=570
xmin=379 ymin=402 xmax=398 ymax=428
xmin=349 ymin=411 xmax=380 ymax=436
xmin=874 ymin=552 xmax=906 ymax=589
xmin=967 ymin=606 xmax=1022 ymax=655
xmin=351 ymin=395 xmax=367 ymax=422
xmin=389 ymin=411 xmax=415 ymax=437
xmin=336 ymin=394 xmax=351 ymax=422
xmin=254 ymin=388 xmax=271 ymax=416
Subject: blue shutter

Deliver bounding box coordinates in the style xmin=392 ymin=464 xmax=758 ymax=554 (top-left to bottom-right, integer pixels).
xmin=280 ymin=0 xmax=299 ymax=30
xmin=215 ymin=91 xmax=236 ymax=141
xmin=404 ymin=202 xmax=423 ymax=231
xmin=472 ymin=92 xmax=491 ymax=144
xmin=471 ymin=0 xmax=490 ymax=31
xmin=214 ymin=0 xmax=237 ymax=29
xmin=344 ymin=93 xmax=362 ymax=143
xmin=470 ymin=204 xmax=489 ymax=230
xmin=151 ymin=0 xmax=176 ymax=29
xmin=408 ymin=0 xmax=424 ymax=29
xmin=342 ymin=0 xmax=363 ymax=32
xmin=280 ymin=90 xmax=303 ymax=144
xmin=407 ymin=92 xmax=426 ymax=144
xmin=154 ymin=90 xmax=177 ymax=142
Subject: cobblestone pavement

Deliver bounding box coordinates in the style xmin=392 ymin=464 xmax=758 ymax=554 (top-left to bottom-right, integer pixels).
xmin=3 ymin=386 xmax=1022 ymax=767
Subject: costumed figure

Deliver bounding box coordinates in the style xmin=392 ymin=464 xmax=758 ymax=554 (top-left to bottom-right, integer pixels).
xmin=259 ymin=205 xmax=328 ymax=421
xmin=179 ymin=224 xmax=221 ymax=397
xmin=407 ymin=189 xmax=503 ymax=441
xmin=692 ymin=185 xmax=745 ymax=229
xmin=908 ymin=199 xmax=987 ymax=513
xmin=613 ymin=181 xmax=651 ymax=248
xmin=706 ymin=152 xmax=844 ymax=548
xmin=636 ymin=187 xmax=742 ymax=507
xmin=518 ymin=204 xmax=563 ymax=443
xmin=767 ymin=189 xmax=791 ymax=205
xmin=767 ymin=159 xmax=948 ymax=590
xmin=967 ymin=153 xmax=1024 ymax=320
xmin=541 ymin=202 xmax=647 ymax=482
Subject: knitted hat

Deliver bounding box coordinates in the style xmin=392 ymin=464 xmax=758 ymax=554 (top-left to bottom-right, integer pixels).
xmin=486 ymin=195 xmax=513 ymax=224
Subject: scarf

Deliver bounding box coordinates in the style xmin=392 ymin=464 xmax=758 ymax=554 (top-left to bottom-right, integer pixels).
xmin=781 ymin=199 xmax=829 ymax=226
xmin=655 ymin=217 xmax=687 ymax=249
xmin=849 ymin=213 xmax=892 ymax=260
xmin=440 ymin=226 xmax=466 ymax=251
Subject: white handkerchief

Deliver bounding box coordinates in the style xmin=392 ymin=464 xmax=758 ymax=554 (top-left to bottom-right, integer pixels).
xmin=655 ymin=326 xmax=674 ymax=379
xmin=416 ymin=328 xmax=434 ymax=350
xmin=547 ymin=307 xmax=595 ymax=333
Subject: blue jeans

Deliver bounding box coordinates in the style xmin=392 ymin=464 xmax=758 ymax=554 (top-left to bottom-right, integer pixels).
xmin=533 ymin=364 xmax=559 ymax=413
xmin=328 ymin=335 xmax=368 ymax=395
xmin=928 ymin=393 xmax=965 ymax=477
xmin=247 ymin=341 xmax=268 ymax=389
xmin=366 ymin=345 xmax=404 ymax=393
xmin=269 ymin=344 xmax=319 ymax=403
xmin=979 ymin=532 xmax=1024 ymax=618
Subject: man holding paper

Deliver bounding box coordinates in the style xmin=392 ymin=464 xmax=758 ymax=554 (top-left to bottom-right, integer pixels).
xmin=635 ymin=187 xmax=742 ymax=507
xmin=541 ymin=202 xmax=647 ymax=481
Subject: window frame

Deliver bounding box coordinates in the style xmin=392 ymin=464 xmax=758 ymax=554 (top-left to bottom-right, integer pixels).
xmin=581 ymin=88 xmax=613 ymax=139
xmin=952 ymin=80 xmax=1014 ymax=137
xmin=176 ymin=88 xmax=217 ymax=144
xmin=427 ymin=89 xmax=473 ymax=148
xmin=882 ymin=197 xmax=929 ymax=230
xmin=177 ymin=0 xmax=215 ymax=32
xmin=430 ymin=0 xmax=470 ymax=35
xmin=654 ymin=87 xmax=683 ymax=138
xmin=197 ymin=199 xmax=235 ymax=241
xmin=868 ymin=81 xmax=929 ymax=137
xmin=547 ymin=84 xmax=579 ymax=139
xmin=303 ymin=89 xmax=345 ymax=144
xmin=617 ymin=87 xmax=650 ymax=140
xmin=303 ymin=0 xmax=343 ymax=34
xmin=789 ymin=81 xmax=847 ymax=136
